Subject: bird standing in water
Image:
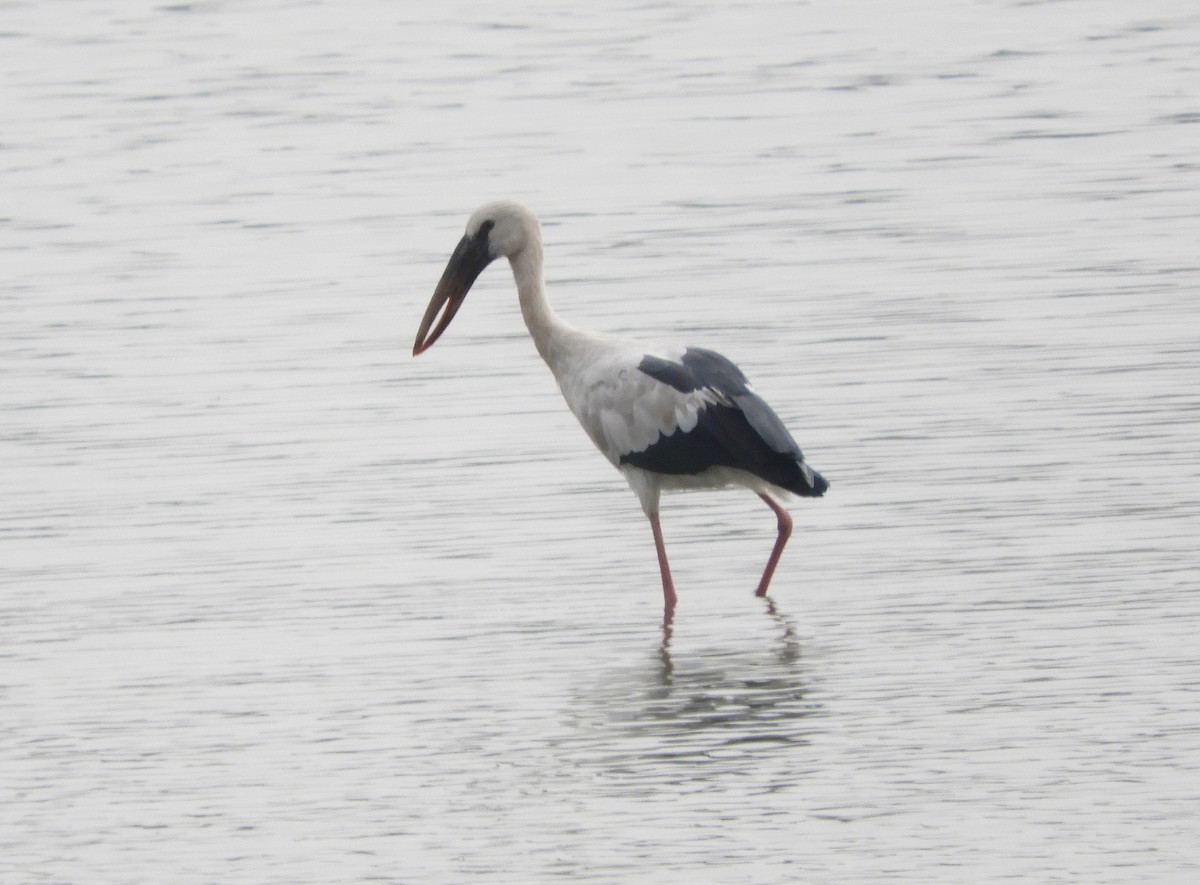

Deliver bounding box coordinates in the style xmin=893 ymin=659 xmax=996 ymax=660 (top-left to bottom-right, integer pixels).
xmin=414 ymin=201 xmax=828 ymax=615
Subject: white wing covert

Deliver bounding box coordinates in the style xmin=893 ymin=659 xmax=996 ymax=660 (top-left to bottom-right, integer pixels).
xmin=554 ymin=342 xmax=710 ymax=465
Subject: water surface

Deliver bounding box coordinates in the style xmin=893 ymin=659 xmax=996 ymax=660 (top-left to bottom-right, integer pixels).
xmin=4 ymin=1 xmax=1199 ymax=882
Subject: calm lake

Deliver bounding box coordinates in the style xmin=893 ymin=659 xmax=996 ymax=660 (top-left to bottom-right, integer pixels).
xmin=4 ymin=1 xmax=1199 ymax=882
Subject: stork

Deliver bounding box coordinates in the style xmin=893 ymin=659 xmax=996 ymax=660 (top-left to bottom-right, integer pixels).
xmin=413 ymin=201 xmax=828 ymax=614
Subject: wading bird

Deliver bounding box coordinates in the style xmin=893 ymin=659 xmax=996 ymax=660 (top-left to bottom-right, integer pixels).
xmin=413 ymin=201 xmax=828 ymax=614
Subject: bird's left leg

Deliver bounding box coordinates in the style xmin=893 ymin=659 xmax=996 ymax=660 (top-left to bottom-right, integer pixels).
xmin=755 ymin=493 xmax=793 ymax=596
xmin=648 ymin=511 xmax=678 ymax=614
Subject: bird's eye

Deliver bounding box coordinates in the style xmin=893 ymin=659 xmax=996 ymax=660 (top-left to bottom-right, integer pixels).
xmin=478 ymin=219 xmax=496 ymax=239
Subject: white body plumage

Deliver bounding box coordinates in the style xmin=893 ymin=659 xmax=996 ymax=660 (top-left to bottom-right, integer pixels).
xmin=413 ymin=201 xmax=827 ymax=612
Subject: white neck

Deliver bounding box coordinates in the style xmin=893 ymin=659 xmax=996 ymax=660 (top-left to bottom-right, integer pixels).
xmin=508 ymin=242 xmax=578 ymax=371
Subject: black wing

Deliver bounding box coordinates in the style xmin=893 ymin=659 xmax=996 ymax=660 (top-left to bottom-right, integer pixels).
xmin=621 ymin=348 xmax=827 ymax=497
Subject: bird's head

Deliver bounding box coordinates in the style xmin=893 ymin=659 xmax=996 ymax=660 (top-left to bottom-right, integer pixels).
xmin=413 ymin=201 xmax=541 ymax=356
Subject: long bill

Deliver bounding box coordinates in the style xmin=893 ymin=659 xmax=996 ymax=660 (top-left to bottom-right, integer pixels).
xmin=413 ymin=232 xmax=495 ymax=356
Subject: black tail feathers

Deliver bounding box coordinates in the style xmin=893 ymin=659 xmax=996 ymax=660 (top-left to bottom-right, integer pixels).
xmin=792 ymin=462 xmax=829 ymax=498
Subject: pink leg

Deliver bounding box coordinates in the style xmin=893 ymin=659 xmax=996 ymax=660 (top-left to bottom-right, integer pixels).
xmin=648 ymin=512 xmax=678 ymax=614
xmin=755 ymin=493 xmax=793 ymax=597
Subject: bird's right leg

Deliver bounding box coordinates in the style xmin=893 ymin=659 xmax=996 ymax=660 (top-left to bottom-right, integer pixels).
xmin=648 ymin=512 xmax=677 ymax=614
xmin=755 ymin=493 xmax=793 ymax=597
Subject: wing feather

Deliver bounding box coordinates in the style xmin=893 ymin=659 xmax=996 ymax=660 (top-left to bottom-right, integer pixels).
xmin=551 ymin=339 xmax=826 ymax=497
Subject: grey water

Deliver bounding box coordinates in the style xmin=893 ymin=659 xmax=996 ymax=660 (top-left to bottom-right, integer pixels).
xmin=4 ymin=1 xmax=1199 ymax=882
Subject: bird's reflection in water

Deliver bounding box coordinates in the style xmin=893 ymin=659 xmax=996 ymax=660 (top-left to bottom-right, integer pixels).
xmin=576 ymin=596 xmax=820 ymax=788
xmin=658 ymin=594 xmax=801 ymax=680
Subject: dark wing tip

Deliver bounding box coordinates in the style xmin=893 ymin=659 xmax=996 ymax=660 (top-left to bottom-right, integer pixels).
xmin=802 ymin=466 xmax=829 ymax=497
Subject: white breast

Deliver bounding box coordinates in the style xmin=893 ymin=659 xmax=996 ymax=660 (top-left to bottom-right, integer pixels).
xmin=547 ymin=334 xmax=715 ymax=465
